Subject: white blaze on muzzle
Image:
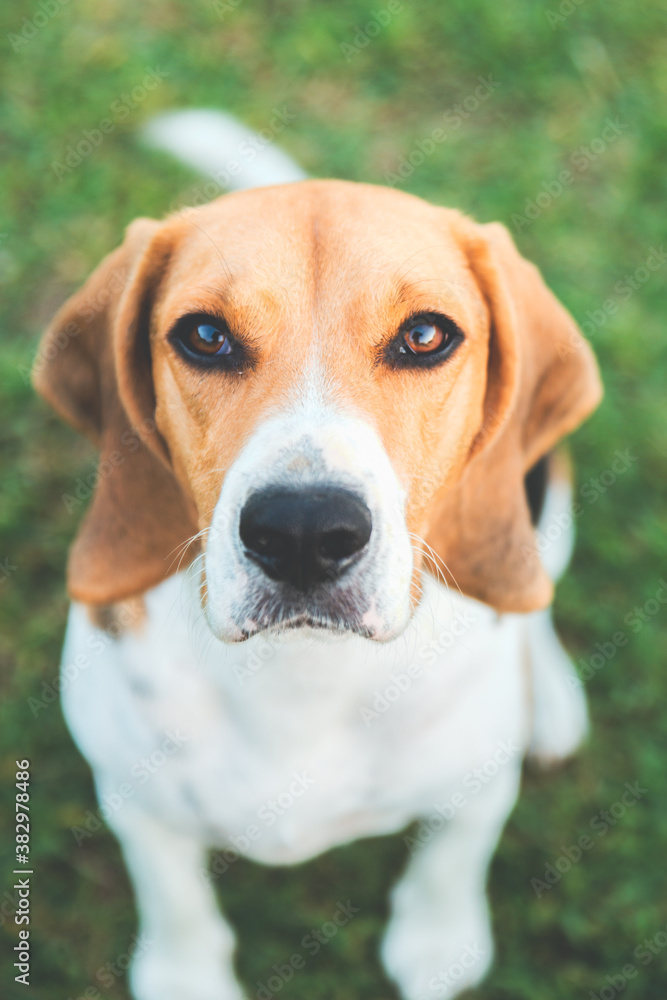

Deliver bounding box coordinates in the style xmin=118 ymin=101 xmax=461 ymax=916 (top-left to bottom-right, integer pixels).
xmin=203 ymin=401 xmax=414 ymax=643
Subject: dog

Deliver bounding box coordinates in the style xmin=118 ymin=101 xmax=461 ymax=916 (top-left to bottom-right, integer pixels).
xmin=34 ymin=111 xmax=602 ymax=1000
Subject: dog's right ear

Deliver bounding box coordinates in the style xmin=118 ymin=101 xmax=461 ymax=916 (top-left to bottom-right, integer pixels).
xmin=33 ymin=218 xmax=198 ymax=606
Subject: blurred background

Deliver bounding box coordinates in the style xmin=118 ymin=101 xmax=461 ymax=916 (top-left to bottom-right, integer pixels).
xmin=0 ymin=1 xmax=665 ymax=998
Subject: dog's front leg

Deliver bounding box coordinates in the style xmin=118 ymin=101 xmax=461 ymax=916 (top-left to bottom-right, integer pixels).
xmin=381 ymin=762 xmax=521 ymax=1000
xmin=104 ymin=798 xmax=245 ymax=1000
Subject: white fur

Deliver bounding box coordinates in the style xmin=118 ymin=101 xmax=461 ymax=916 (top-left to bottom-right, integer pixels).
xmin=57 ymin=111 xmax=588 ymax=1000
xmin=63 ymin=572 xmax=529 ymax=1000
xmin=61 ymin=553 xmax=583 ymax=999
xmin=204 ymin=383 xmax=414 ymax=642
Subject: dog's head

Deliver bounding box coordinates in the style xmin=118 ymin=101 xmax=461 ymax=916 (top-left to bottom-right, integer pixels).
xmin=35 ymin=181 xmax=601 ymax=641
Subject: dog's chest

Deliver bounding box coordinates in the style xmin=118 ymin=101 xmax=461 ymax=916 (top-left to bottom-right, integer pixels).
xmin=61 ymin=574 xmax=528 ymax=864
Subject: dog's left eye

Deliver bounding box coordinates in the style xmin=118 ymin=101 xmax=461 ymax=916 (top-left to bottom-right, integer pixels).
xmin=386 ymin=313 xmax=464 ymax=367
xmin=402 ymin=322 xmax=445 ymax=355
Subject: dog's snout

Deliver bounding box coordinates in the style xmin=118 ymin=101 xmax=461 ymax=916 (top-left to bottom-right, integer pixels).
xmin=239 ymin=487 xmax=372 ymax=591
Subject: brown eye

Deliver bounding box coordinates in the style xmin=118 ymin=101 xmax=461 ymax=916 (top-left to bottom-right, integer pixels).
xmin=385 ymin=312 xmax=464 ymax=369
xmin=403 ymin=322 xmax=445 ymax=355
xmin=170 ymin=313 xmax=250 ymax=370
xmin=187 ymin=323 xmax=232 ymax=357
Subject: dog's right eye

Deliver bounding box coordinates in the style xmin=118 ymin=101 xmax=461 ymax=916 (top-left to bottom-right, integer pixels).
xmin=170 ymin=314 xmax=243 ymax=366
xmin=186 ymin=322 xmax=232 ymax=357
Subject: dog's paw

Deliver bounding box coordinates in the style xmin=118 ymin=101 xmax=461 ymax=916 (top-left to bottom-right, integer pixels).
xmin=129 ymin=944 xmax=246 ymax=1000
xmin=380 ymin=900 xmax=493 ymax=1000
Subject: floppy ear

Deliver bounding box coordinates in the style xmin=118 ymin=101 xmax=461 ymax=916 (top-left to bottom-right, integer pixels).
xmin=33 ymin=218 xmax=198 ymax=606
xmin=425 ymin=219 xmax=603 ymax=612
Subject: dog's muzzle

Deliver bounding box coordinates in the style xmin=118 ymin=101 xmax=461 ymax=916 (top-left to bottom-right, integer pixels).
xmin=202 ymin=409 xmax=414 ymax=642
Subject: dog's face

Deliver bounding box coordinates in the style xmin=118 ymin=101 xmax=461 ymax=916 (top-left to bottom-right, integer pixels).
xmin=35 ymin=181 xmax=601 ymax=639
xmin=149 ymin=186 xmax=489 ymax=641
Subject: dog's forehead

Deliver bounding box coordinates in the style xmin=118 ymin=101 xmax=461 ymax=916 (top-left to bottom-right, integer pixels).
xmin=162 ymin=181 xmax=475 ymax=315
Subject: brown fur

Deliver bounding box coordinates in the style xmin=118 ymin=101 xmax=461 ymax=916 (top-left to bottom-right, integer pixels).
xmin=33 ymin=181 xmax=602 ymax=613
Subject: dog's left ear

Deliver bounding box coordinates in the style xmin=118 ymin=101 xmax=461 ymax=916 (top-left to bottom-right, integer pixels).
xmin=425 ymin=219 xmax=603 ymax=612
xmin=33 ymin=217 xmax=199 ymax=606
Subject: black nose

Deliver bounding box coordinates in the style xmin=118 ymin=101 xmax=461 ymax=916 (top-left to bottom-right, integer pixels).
xmin=239 ymin=487 xmax=372 ymax=591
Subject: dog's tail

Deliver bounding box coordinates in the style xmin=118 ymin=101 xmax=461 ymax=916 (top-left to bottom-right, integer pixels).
xmin=142 ymin=109 xmax=306 ymax=192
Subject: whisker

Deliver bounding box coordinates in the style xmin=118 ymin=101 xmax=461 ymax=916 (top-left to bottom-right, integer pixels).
xmin=390 ymin=244 xmax=441 ymax=286
xmin=182 ymin=215 xmax=234 ymax=283
xmin=409 ymin=531 xmax=465 ymax=600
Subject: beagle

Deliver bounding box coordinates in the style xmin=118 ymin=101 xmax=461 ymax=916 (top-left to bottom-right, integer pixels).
xmin=35 ymin=112 xmax=601 ymax=1000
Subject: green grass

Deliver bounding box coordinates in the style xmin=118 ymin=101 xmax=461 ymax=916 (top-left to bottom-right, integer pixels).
xmin=1 ymin=0 xmax=666 ymax=997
